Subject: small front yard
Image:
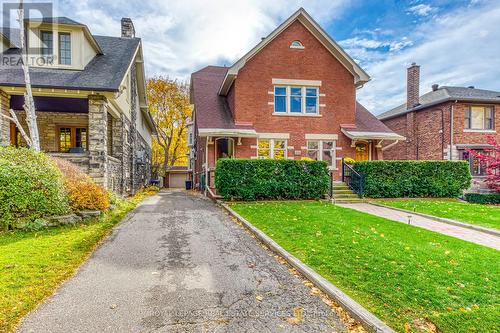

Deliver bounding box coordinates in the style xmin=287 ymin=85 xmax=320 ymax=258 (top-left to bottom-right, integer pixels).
xmin=231 ymin=201 xmax=500 ymax=333
xmin=0 ymin=188 xmax=157 ymax=333
xmin=375 ymin=199 xmax=500 ymax=230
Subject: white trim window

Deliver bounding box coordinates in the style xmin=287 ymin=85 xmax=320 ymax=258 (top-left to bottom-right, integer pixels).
xmin=307 ymin=140 xmax=337 ymax=169
xmin=273 ymin=86 xmax=319 ymax=115
xmin=257 ymin=139 xmax=287 ymax=159
xmin=465 ymin=105 xmax=494 ymax=130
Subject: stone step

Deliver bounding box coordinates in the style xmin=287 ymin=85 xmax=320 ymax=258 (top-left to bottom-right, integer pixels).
xmin=332 ymin=189 xmax=354 ymax=194
xmin=333 ymin=198 xmax=365 ymax=204
xmin=332 ymin=193 xmax=359 ymax=198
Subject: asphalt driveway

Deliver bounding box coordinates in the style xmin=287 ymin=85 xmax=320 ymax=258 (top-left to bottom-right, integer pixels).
xmin=18 ymin=191 xmax=350 ymax=333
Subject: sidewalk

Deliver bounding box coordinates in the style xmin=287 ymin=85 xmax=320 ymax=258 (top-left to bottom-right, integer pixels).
xmin=338 ymin=203 xmax=500 ymax=250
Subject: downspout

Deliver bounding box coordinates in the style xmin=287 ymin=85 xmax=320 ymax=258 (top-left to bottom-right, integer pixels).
xmin=204 ymin=137 xmax=208 ymax=196
xmin=441 ymin=108 xmax=445 ymax=159
xmin=449 ymin=102 xmax=456 ymax=160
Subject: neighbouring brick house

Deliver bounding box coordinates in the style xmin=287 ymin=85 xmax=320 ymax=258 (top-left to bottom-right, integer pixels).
xmin=0 ymin=17 xmax=155 ymax=195
xmin=188 ymin=8 xmax=404 ymax=192
xmin=378 ymin=63 xmax=500 ymax=188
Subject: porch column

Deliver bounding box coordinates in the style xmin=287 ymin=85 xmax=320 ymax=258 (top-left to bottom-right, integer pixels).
xmin=111 ymin=114 xmax=129 ymax=195
xmin=88 ymin=95 xmax=108 ymax=188
xmin=0 ymin=90 xmax=11 ymax=146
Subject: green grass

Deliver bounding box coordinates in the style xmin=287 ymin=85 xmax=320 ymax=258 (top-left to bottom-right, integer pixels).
xmin=376 ymin=199 xmax=500 ymax=230
xmin=0 ymin=188 xmax=157 ymax=333
xmin=231 ymin=201 xmax=500 ymax=333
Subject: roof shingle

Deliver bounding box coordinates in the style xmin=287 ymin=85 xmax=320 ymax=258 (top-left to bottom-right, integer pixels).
xmin=378 ymin=86 xmax=500 ymax=120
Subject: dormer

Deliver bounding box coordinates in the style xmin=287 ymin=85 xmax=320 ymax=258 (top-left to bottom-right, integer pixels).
xmin=25 ymin=17 xmax=103 ymax=70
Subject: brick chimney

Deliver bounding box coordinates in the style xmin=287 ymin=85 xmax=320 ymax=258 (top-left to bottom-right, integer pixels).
xmin=121 ymin=18 xmax=135 ymax=38
xmin=407 ymin=63 xmax=420 ymax=109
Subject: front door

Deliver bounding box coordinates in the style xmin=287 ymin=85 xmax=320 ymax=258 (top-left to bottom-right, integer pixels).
xmin=355 ymin=142 xmax=369 ymax=161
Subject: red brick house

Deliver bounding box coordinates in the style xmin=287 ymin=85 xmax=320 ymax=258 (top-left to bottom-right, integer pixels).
xmin=378 ymin=64 xmax=500 ymax=186
xmin=188 ymin=8 xmax=404 ymax=191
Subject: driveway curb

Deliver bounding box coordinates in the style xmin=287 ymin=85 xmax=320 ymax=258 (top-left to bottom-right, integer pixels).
xmin=220 ymin=202 xmax=395 ymax=333
xmin=369 ymin=202 xmax=500 ymax=237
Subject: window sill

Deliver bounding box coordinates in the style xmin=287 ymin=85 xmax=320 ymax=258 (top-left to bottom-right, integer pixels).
xmin=272 ymin=112 xmax=322 ymax=117
xmin=463 ymin=129 xmax=496 ymax=133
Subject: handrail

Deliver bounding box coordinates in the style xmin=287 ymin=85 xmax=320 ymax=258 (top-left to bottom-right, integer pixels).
xmin=341 ymin=158 xmax=365 ymax=197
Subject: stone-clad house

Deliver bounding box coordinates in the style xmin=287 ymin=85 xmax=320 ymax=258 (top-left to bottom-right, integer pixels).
xmin=0 ymin=17 xmax=155 ymax=195
xmin=378 ymin=64 xmax=499 ymax=184
xmin=188 ymin=8 xmax=404 ymax=192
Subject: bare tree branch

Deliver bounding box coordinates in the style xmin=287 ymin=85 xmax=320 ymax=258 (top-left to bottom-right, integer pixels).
xmin=0 ymin=109 xmax=32 ymax=146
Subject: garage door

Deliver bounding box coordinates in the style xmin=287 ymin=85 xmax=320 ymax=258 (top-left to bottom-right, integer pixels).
xmin=169 ymin=173 xmax=186 ymax=188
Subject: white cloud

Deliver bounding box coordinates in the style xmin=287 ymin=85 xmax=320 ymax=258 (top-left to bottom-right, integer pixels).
xmin=407 ymin=4 xmax=436 ymax=16
xmin=57 ymin=0 xmax=350 ymax=80
xmin=357 ymin=2 xmax=500 ymax=114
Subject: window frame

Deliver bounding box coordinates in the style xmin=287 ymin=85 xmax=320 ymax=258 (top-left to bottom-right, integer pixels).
xmin=306 ymin=140 xmax=337 ymax=169
xmin=257 ymin=138 xmax=288 ymax=160
xmin=40 ymin=30 xmax=53 ymax=57
xmin=58 ymin=32 xmax=72 ymax=65
xmin=57 ymin=125 xmax=88 ymax=152
xmin=273 ymin=86 xmax=319 ymax=115
xmin=465 ymin=105 xmax=495 ymax=130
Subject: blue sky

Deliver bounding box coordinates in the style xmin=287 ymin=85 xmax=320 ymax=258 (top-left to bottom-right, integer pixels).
xmin=52 ymin=0 xmax=500 ymax=114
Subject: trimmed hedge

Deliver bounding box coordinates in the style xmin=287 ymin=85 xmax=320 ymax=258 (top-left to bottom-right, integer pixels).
xmin=353 ymin=160 xmax=471 ymax=198
xmin=0 ymin=147 xmax=70 ymax=230
xmin=215 ymin=159 xmax=329 ymax=200
xmin=464 ymin=192 xmax=500 ymax=205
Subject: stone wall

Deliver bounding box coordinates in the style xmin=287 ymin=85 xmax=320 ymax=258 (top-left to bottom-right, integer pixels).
xmin=14 ymin=111 xmax=89 ymax=151
xmin=0 ymin=90 xmax=11 ymax=146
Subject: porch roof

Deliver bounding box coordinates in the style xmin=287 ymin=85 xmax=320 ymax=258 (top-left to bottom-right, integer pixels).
xmin=341 ymin=103 xmax=405 ymax=141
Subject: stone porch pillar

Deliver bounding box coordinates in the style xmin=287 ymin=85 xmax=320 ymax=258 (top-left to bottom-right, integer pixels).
xmin=0 ymin=90 xmax=11 ymax=146
xmin=111 ymin=114 xmax=127 ymax=195
xmin=88 ymin=95 xmax=108 ymax=188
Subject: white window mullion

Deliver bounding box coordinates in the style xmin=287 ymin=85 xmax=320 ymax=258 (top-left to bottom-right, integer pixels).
xmin=270 ymin=139 xmax=274 ymax=158
xmin=332 ymin=140 xmax=337 ymax=170
xmin=318 ymin=141 xmax=323 ymax=161
xmin=286 ymin=87 xmax=290 ymax=114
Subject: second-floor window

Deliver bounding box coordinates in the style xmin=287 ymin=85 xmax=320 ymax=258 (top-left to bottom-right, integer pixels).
xmin=58 ymin=32 xmax=71 ymax=65
xmin=465 ymin=106 xmax=494 ymax=130
xmin=41 ymin=31 xmax=53 ymax=57
xmin=274 ymin=86 xmax=319 ymax=115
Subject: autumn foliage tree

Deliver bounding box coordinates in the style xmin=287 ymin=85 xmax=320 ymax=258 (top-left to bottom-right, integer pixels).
xmin=147 ymin=77 xmax=192 ymax=178
xmin=468 ymin=135 xmax=499 ymax=192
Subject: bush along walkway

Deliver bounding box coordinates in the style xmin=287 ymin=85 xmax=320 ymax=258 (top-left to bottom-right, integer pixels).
xmin=338 ymin=203 xmax=500 ymax=250
xmin=0 ymin=187 xmax=158 ymax=333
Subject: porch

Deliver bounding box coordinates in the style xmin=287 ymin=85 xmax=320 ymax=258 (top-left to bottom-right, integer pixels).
xmin=0 ymin=91 xmax=129 ymax=194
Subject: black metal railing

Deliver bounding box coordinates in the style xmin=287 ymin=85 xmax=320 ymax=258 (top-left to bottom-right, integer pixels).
xmin=341 ymin=159 xmax=365 ymax=197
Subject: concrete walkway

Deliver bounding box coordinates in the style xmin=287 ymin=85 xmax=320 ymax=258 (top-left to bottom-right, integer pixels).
xmin=18 ymin=191 xmax=350 ymax=333
xmin=339 ymin=203 xmax=500 ymax=250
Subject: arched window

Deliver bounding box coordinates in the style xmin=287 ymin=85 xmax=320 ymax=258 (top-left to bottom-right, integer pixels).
xmin=215 ymin=137 xmax=235 ymax=160
xmin=290 ymin=40 xmax=304 ymax=49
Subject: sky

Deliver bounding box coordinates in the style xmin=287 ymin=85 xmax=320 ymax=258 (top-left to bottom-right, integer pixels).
xmin=47 ymin=0 xmax=500 ymax=114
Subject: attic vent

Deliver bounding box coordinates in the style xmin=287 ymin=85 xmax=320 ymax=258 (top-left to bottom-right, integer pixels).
xmin=468 ymin=86 xmax=475 ymax=89
xmin=290 ymin=40 xmax=304 ymax=49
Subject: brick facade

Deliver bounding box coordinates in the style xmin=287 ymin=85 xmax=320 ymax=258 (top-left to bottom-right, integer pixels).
xmin=382 ymin=102 xmax=500 ymax=161
xmin=206 ymin=20 xmax=361 ymax=179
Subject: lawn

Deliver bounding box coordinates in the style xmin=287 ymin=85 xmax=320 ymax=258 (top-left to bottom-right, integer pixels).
xmin=375 ymin=199 xmax=500 ymax=230
xmin=231 ymin=201 xmax=500 ymax=333
xmin=0 ymin=188 xmax=157 ymax=333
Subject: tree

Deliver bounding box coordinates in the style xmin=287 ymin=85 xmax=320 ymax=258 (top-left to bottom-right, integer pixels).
xmin=468 ymin=135 xmax=499 ymax=192
xmin=147 ymin=77 xmax=192 ymax=178
xmin=0 ymin=0 xmax=40 ymax=151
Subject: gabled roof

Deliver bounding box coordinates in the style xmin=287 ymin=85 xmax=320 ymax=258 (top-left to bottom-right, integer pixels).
xmin=191 ymin=66 xmax=256 ymax=137
xmin=0 ymin=27 xmax=20 ymax=48
xmin=0 ymin=36 xmax=140 ymax=92
xmin=378 ymin=86 xmax=500 ymax=120
xmin=342 ymin=103 xmax=405 ymax=141
xmin=218 ymin=8 xmax=370 ymax=95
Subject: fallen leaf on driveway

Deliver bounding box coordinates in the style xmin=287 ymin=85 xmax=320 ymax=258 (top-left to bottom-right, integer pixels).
xmin=256 ymin=295 xmax=264 ymax=301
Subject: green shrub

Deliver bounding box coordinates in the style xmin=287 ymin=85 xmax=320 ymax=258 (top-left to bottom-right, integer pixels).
xmin=0 ymin=147 xmax=70 ymax=230
xmin=353 ymin=160 xmax=471 ymax=198
xmin=215 ymin=159 xmax=329 ymax=200
xmin=464 ymin=192 xmax=500 ymax=205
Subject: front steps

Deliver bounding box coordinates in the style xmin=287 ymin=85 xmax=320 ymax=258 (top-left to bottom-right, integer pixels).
xmin=331 ymin=182 xmax=365 ymax=204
